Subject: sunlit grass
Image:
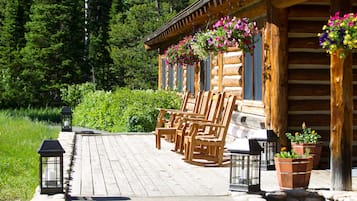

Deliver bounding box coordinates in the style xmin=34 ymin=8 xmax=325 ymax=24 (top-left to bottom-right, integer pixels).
xmin=0 ymin=112 xmax=59 ymax=200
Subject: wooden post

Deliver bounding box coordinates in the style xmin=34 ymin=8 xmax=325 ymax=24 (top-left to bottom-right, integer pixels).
xmin=264 ymin=20 xmax=272 ymax=129
xmin=218 ymin=52 xmax=223 ymax=92
xmin=267 ymin=1 xmax=289 ymax=147
xmin=330 ymin=0 xmax=352 ymax=191
xmin=194 ymin=62 xmax=200 ymax=95
xmin=330 ymin=50 xmax=353 ymax=191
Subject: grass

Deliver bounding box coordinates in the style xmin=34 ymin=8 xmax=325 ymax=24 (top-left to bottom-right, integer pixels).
xmin=0 ymin=112 xmax=59 ymax=201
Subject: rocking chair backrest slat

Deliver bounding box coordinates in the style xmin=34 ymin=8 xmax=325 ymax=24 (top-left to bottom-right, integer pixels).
xmin=216 ymin=95 xmax=236 ymax=141
xmin=180 ymin=91 xmax=190 ymax=111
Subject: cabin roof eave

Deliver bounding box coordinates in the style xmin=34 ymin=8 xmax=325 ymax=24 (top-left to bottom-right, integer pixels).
xmin=144 ymin=0 xmax=309 ymax=51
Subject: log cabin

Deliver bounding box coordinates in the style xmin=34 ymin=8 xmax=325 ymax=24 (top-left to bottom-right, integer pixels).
xmin=144 ymin=0 xmax=357 ymax=170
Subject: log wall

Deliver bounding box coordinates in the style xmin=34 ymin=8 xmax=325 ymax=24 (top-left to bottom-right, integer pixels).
xmin=287 ymin=1 xmax=357 ymax=168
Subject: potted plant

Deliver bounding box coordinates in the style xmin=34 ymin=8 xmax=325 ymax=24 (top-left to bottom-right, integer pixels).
xmin=285 ymin=122 xmax=322 ymax=169
xmin=274 ymin=148 xmax=313 ymax=190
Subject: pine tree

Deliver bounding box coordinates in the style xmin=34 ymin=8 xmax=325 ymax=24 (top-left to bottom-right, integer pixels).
xmin=0 ymin=0 xmax=32 ymax=107
xmin=21 ymin=0 xmax=85 ymax=106
xmin=86 ymin=0 xmax=113 ymax=90
xmin=108 ymin=1 xmax=186 ymax=89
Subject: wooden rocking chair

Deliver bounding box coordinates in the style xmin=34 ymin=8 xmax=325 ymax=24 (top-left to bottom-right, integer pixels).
xmin=174 ymin=92 xmax=224 ymax=153
xmin=183 ymin=95 xmax=237 ymax=166
xmin=155 ymin=91 xmax=209 ymax=149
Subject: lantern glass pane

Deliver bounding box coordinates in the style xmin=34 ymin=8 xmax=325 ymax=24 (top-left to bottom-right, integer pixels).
xmin=266 ymin=142 xmax=276 ymax=166
xmin=62 ymin=116 xmax=71 ymax=128
xmin=41 ymin=157 xmax=61 ymax=188
xmin=230 ymin=154 xmax=249 ymax=185
xmin=249 ymin=155 xmax=260 ymax=185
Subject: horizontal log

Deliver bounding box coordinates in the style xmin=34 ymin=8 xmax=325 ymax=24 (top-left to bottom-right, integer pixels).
xmin=222 ymin=88 xmax=242 ymax=100
xmin=288 ymin=20 xmax=326 ymax=33
xmin=288 ymin=113 xmax=330 ymax=126
xmin=288 ymin=99 xmax=330 ymax=111
xmin=288 ymin=37 xmax=321 ymax=49
xmin=211 ymin=68 xmax=218 ymax=75
xmin=233 ymin=0 xmax=267 ymax=19
xmin=222 ymin=77 xmax=242 ymax=87
xmin=288 ymin=69 xmax=329 ymax=81
xmin=223 ymin=65 xmax=242 ymax=75
xmin=288 ymin=83 xmax=329 ymax=96
xmin=211 ymin=78 xmax=218 ymax=86
xmin=223 ymin=55 xmax=242 ymax=64
xmin=288 ymin=4 xmax=330 ymax=18
xmin=289 ymin=52 xmax=329 ymax=65
xmin=272 ymin=0 xmax=308 ymax=8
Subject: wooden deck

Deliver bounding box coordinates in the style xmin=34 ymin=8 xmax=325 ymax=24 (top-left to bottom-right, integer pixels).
xmin=67 ymin=134 xmax=357 ymax=199
xmin=68 ymin=134 xmax=230 ymax=197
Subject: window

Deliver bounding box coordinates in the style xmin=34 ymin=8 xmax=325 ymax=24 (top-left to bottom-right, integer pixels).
xmin=244 ymin=34 xmax=263 ymax=101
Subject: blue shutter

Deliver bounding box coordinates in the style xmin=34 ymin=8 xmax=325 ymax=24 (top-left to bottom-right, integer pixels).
xmin=161 ymin=59 xmax=166 ymax=89
xmin=177 ymin=65 xmax=183 ymax=92
xmin=200 ymin=57 xmax=211 ymax=91
xmin=168 ymin=65 xmax=174 ymax=90
xmin=253 ymin=34 xmax=262 ymax=101
xmin=187 ymin=65 xmax=194 ymax=93
xmin=205 ymin=56 xmax=211 ymax=91
xmin=244 ymin=53 xmax=253 ymax=100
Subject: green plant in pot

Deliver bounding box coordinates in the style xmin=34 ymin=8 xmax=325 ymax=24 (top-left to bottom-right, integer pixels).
xmin=274 ymin=148 xmax=313 ymax=189
xmin=285 ymin=122 xmax=322 ymax=169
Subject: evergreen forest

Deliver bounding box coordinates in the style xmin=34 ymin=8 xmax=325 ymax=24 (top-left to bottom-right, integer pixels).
xmin=0 ymin=0 xmax=195 ymax=108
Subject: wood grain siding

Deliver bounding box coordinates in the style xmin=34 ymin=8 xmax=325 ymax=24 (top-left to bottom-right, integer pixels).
xmin=287 ymin=3 xmax=357 ymax=168
xmin=222 ymin=50 xmax=243 ymax=99
xmin=210 ymin=54 xmax=219 ymax=91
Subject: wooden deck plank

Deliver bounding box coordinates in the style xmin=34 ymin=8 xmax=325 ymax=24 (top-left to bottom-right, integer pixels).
xmin=89 ymin=136 xmax=107 ymax=195
xmin=97 ymin=136 xmax=121 ymax=195
xmin=80 ymin=136 xmax=93 ymax=195
xmin=68 ymin=134 xmax=82 ymax=196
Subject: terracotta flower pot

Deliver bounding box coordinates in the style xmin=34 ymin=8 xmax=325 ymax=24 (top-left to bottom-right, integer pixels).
xmin=291 ymin=143 xmax=322 ymax=169
xmin=274 ymin=157 xmax=313 ymax=190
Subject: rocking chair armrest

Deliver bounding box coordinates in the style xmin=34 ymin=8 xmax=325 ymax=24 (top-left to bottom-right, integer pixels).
xmin=191 ymin=122 xmax=226 ymax=128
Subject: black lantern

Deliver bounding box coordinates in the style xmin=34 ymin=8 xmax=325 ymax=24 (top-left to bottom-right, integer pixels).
xmin=227 ymin=138 xmax=262 ymax=192
xmin=250 ymin=129 xmax=278 ymax=170
xmin=61 ymin=106 xmax=72 ymax=132
xmin=38 ymin=140 xmax=65 ymax=194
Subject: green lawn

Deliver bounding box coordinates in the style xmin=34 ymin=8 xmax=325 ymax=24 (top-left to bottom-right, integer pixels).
xmin=0 ymin=112 xmax=59 ymax=200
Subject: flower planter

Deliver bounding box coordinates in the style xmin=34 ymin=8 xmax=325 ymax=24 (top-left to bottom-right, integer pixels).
xmin=274 ymin=157 xmax=313 ymax=190
xmin=291 ymin=143 xmax=322 ymax=169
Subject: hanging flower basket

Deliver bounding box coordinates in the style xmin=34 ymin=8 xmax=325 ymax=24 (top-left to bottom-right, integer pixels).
xmin=164 ymin=35 xmax=200 ymax=65
xmin=209 ymin=16 xmax=259 ymax=54
xmin=318 ymin=12 xmax=357 ymax=58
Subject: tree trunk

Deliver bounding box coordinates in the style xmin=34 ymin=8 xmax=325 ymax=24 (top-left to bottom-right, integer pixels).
xmin=330 ymin=49 xmax=353 ymax=191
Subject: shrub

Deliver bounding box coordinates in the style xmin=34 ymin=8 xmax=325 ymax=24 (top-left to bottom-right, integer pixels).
xmin=73 ymin=88 xmax=181 ymax=132
xmin=60 ymin=82 xmax=96 ymax=108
